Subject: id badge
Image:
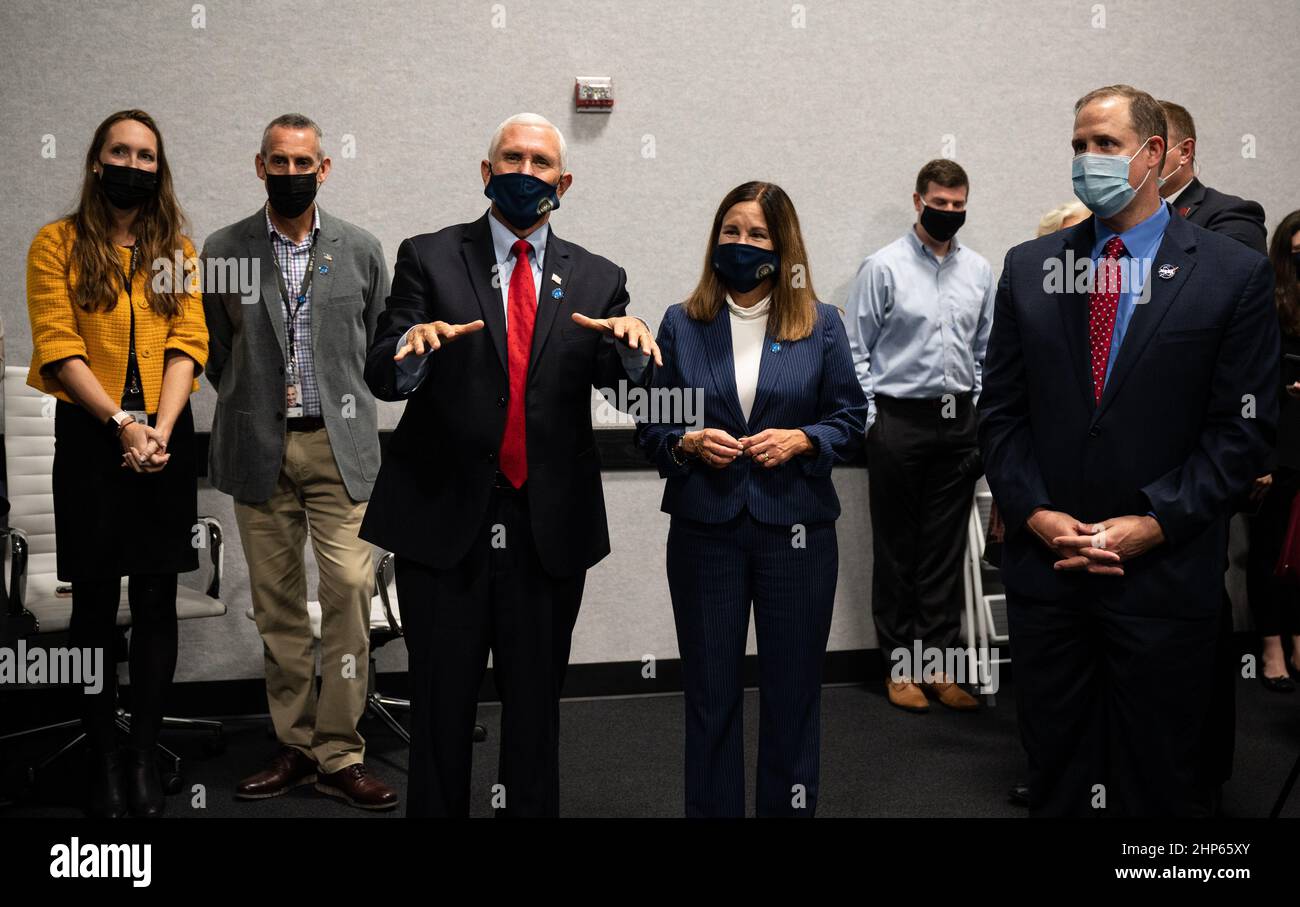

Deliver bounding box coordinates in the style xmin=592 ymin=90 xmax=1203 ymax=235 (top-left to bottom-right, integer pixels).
xmin=286 ymin=379 xmax=304 ymax=419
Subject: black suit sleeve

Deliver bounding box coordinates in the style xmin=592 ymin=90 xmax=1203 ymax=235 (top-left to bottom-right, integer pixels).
xmin=1141 ymin=256 xmax=1279 ymax=544
xmin=634 ymin=308 xmax=692 ymax=478
xmin=1204 ymin=198 xmax=1268 ymax=256
xmin=976 ymin=247 xmax=1053 ymax=537
xmin=590 ymin=265 xmax=650 ymax=392
xmin=364 ymin=236 xmax=432 ymax=402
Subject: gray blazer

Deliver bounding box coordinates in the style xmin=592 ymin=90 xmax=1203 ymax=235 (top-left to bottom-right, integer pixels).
xmin=201 ymin=207 xmax=389 ymax=504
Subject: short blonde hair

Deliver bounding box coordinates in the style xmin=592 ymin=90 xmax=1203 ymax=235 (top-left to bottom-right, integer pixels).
xmin=1037 ymin=200 xmax=1089 ymax=237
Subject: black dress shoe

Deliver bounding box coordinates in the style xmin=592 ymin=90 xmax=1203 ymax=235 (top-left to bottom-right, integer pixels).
xmin=1008 ymin=781 xmax=1030 ymax=807
xmin=127 ymin=746 xmax=165 ymax=817
xmin=1260 ymin=673 xmax=1295 ymax=693
xmin=88 ymin=749 xmax=127 ymax=818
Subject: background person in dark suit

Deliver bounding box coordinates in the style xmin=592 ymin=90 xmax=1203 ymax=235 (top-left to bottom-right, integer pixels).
xmin=1157 ymin=100 xmax=1267 ymax=255
xmin=637 ymin=181 xmax=868 ymax=817
xmin=978 ymin=84 xmax=1278 ymax=816
xmin=361 ymin=113 xmax=659 ymax=817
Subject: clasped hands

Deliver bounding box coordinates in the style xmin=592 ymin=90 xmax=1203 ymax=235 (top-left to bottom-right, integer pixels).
xmin=119 ymin=421 xmax=170 ymax=474
xmin=681 ymin=427 xmax=812 ymax=469
xmin=394 ymin=313 xmax=662 ymax=366
xmin=1026 ymin=508 xmax=1165 ymax=576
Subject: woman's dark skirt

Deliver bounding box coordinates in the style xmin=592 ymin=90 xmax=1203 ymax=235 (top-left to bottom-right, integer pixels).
xmin=52 ymin=400 xmax=199 ymax=582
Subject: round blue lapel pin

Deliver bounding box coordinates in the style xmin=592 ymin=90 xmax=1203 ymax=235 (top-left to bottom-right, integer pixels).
xmin=318 ymin=265 xmax=329 ymax=274
xmin=552 ymin=287 xmax=564 ymax=300
xmin=770 ymin=341 xmax=781 ymax=352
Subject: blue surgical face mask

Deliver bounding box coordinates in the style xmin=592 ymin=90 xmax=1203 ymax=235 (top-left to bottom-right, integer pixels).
xmin=484 ymin=169 xmax=561 ymax=231
xmin=1072 ymin=136 xmax=1161 ymax=218
xmin=712 ymin=242 xmax=779 ymax=293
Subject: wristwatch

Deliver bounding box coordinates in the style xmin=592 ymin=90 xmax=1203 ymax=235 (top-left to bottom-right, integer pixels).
xmin=107 ymin=411 xmax=135 ymax=437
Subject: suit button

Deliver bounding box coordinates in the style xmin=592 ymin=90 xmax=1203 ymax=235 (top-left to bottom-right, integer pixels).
xmin=278 ymin=366 xmax=285 ymax=375
xmin=141 ymin=349 xmax=150 ymax=358
xmin=497 ymin=396 xmax=506 ymax=408
xmin=1088 ymin=427 xmax=1100 ymax=438
xmin=486 ymin=451 xmax=496 ymax=463
xmin=275 ymin=412 xmax=284 ymax=421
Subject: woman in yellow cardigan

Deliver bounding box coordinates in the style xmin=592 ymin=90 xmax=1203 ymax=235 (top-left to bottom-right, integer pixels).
xmin=26 ymin=109 xmax=207 ymax=818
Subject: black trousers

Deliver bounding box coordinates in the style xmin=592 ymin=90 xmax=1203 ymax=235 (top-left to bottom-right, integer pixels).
xmin=1246 ymin=475 xmax=1300 ymax=638
xmin=666 ymin=512 xmax=837 ymax=817
xmin=395 ymin=483 xmax=585 ymax=817
xmin=866 ymin=394 xmax=978 ymax=658
xmin=1008 ymin=587 xmax=1219 ymax=817
xmin=67 ymin=574 xmax=179 ymax=753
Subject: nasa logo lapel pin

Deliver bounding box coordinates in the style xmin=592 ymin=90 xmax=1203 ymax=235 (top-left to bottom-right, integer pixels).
xmin=1157 ymin=264 xmax=1179 ymax=280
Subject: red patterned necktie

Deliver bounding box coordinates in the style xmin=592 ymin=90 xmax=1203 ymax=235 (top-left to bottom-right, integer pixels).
xmin=1087 ymin=235 xmax=1128 ymax=404
xmin=498 ymin=239 xmax=536 ymax=488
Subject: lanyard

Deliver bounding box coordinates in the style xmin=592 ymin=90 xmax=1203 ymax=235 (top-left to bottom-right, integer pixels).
xmin=272 ymin=234 xmax=317 ymax=368
xmin=121 ymin=244 xmax=144 ymax=402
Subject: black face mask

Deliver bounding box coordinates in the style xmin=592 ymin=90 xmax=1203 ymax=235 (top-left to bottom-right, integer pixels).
xmin=919 ymin=203 xmax=966 ymax=243
xmin=99 ymin=163 xmax=158 ymax=210
xmin=265 ymin=171 xmax=319 ymax=218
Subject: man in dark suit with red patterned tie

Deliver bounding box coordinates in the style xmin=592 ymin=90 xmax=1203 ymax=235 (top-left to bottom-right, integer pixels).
xmin=978 ymin=85 xmax=1278 ymax=816
xmin=361 ymin=113 xmax=660 ymax=817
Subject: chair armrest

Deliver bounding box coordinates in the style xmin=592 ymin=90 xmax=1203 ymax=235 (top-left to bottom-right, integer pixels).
xmin=196 ymin=516 xmax=223 ymax=599
xmin=374 ymin=551 xmax=400 ymax=636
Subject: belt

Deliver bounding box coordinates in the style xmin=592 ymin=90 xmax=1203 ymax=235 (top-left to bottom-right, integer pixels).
xmin=286 ymin=416 xmax=326 ymax=432
xmin=492 ymin=471 xmax=526 ymax=493
xmin=874 ymin=392 xmax=973 ymax=409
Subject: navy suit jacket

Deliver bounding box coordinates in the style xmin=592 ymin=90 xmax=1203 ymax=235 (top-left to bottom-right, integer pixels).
xmin=1173 ymin=178 xmax=1268 ymax=256
xmin=978 ymin=210 xmax=1277 ymax=616
xmin=360 ymin=213 xmax=641 ymax=577
xmin=637 ymin=301 xmax=868 ymax=525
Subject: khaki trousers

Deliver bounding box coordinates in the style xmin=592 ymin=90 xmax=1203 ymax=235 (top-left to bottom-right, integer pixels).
xmin=234 ymin=428 xmax=373 ymax=773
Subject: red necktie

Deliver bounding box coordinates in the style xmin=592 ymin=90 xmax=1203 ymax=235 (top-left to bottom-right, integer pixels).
xmin=1087 ymin=235 xmax=1128 ymax=404
xmin=498 ymin=239 xmax=536 ymax=487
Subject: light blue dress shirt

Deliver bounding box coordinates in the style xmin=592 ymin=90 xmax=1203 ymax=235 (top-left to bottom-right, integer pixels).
xmin=1091 ymin=201 xmax=1170 ymax=388
xmin=845 ymin=227 xmax=996 ymax=432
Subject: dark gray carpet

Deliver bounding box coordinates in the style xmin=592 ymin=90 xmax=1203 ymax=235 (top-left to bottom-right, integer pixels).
xmin=3 ymin=677 xmax=1297 ymax=817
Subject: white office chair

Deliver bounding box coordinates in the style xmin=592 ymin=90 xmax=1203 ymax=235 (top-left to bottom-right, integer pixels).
xmin=962 ymin=487 xmax=1010 ymax=701
xmin=0 ymin=365 xmax=227 ymax=787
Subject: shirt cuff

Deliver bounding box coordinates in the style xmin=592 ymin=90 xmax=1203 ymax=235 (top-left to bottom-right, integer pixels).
xmin=394 ymin=327 xmax=431 ymax=395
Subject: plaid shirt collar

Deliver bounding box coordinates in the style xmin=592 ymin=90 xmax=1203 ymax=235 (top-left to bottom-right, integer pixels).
xmin=265 ymin=203 xmax=320 ymax=248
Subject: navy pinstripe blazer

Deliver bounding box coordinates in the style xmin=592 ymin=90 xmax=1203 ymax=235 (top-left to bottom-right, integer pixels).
xmin=637 ymin=301 xmax=868 ymax=524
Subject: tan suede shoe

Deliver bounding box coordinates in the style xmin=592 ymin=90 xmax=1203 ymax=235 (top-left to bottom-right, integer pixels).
xmin=922 ymin=679 xmax=980 ymax=710
xmin=886 ymin=679 xmax=930 ymax=713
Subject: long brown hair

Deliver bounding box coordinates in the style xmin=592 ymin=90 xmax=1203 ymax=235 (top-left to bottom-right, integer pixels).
xmin=66 ymin=109 xmax=188 ymax=317
xmin=1272 ymin=209 xmax=1300 ymax=337
xmin=683 ymin=181 xmax=818 ymax=341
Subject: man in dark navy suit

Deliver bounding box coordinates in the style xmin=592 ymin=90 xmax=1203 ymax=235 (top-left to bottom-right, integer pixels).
xmin=978 ymin=85 xmax=1277 ymax=816
xmin=1158 ymin=100 xmax=1268 ymax=255
xmin=361 ymin=113 xmax=659 ymax=817
xmin=1158 ymin=99 xmax=1269 ymax=808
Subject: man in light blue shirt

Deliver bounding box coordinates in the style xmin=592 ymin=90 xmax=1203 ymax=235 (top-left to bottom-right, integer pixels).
xmin=844 ymin=159 xmax=994 ymax=714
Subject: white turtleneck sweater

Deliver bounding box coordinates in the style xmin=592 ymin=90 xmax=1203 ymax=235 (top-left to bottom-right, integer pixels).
xmin=726 ymin=292 xmax=772 ymax=422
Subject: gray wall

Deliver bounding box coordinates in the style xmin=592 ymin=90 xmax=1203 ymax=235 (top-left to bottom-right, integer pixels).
xmin=1 ymin=0 xmax=1295 ymax=681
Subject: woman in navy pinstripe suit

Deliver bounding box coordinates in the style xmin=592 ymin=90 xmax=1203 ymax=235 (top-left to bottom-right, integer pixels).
xmin=637 ymin=182 xmax=869 ymax=816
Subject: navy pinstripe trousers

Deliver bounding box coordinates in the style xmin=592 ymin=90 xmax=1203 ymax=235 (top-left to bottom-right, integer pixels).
xmin=667 ymin=510 xmax=838 ymax=817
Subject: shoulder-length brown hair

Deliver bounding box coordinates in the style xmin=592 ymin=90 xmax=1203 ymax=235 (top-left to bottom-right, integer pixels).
xmin=65 ymin=109 xmax=188 ymax=317
xmin=1272 ymin=209 xmax=1300 ymax=338
xmin=683 ymin=181 xmax=818 ymax=341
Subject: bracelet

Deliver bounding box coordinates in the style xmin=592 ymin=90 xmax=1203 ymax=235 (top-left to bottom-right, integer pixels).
xmin=669 ymin=434 xmax=690 ymax=467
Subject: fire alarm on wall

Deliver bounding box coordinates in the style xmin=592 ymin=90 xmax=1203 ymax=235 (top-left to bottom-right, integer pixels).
xmin=575 ymin=76 xmax=614 ymax=112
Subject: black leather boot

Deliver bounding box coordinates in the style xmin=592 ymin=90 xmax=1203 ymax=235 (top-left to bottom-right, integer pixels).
xmin=127 ymin=746 xmax=164 ymax=818
xmin=88 ymin=749 xmax=127 ymax=818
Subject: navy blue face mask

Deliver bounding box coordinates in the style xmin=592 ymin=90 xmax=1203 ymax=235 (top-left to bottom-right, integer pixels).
xmin=712 ymin=242 xmax=779 ymax=293
xmin=484 ymin=169 xmax=561 ymax=231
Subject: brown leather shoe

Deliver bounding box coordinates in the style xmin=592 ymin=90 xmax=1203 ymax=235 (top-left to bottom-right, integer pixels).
xmin=316 ymin=763 xmax=399 ymax=811
xmin=886 ymin=679 xmax=929 ymax=712
xmin=922 ymin=679 xmax=980 ymax=710
xmin=235 ymin=746 xmax=317 ymax=800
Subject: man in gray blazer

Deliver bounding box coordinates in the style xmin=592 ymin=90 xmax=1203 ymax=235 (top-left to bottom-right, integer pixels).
xmin=202 ymin=114 xmax=396 ymax=810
